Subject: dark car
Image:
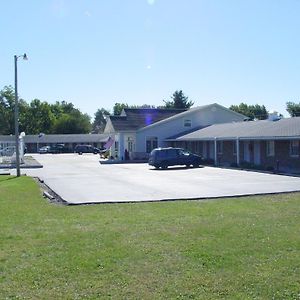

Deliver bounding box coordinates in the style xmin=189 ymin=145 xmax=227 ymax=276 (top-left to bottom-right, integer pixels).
xmin=74 ymin=144 xmax=100 ymax=155
xmin=148 ymin=147 xmax=202 ymax=169
xmin=50 ymin=144 xmax=70 ymax=154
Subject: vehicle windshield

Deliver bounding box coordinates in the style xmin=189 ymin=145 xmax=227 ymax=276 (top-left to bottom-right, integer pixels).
xmin=179 ymin=149 xmax=190 ymax=156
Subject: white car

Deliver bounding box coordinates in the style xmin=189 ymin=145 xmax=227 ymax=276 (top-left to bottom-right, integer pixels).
xmin=0 ymin=146 xmax=16 ymax=156
xmin=38 ymin=146 xmax=51 ymax=154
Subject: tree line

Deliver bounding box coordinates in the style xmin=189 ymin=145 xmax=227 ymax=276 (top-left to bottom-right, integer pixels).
xmin=1 ymin=85 xmax=300 ymax=135
xmin=0 ymin=86 xmax=91 ymax=135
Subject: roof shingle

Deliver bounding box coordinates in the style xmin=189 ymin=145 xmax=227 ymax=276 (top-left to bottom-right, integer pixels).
xmin=109 ymin=108 xmax=186 ymax=131
xmin=171 ymin=117 xmax=300 ymax=140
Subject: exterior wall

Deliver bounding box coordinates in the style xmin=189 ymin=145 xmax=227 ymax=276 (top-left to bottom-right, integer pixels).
xmin=110 ymin=132 xmax=140 ymax=160
xmin=170 ymin=139 xmax=300 ymax=173
xmin=119 ymin=132 xmax=137 ymax=160
xmin=231 ymin=139 xmax=300 ymax=173
xmin=218 ymin=141 xmax=236 ymax=166
xmin=136 ymin=104 xmax=245 ymax=153
xmin=260 ymin=140 xmax=300 ymax=172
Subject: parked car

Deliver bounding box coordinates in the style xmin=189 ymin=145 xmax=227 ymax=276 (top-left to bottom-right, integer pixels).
xmin=148 ymin=147 xmax=203 ymax=169
xmin=50 ymin=144 xmax=70 ymax=154
xmin=0 ymin=146 xmax=16 ymax=156
xmin=38 ymin=146 xmax=51 ymax=154
xmin=74 ymin=144 xmax=100 ymax=155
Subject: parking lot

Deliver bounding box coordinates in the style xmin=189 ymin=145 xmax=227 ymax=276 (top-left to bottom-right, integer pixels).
xmin=22 ymin=154 xmax=300 ymax=204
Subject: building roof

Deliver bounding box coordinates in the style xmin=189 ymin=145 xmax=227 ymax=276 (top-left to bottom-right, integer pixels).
xmin=0 ymin=134 xmax=109 ymax=143
xmin=137 ymin=103 xmax=247 ymax=132
xmin=108 ymin=108 xmax=186 ymax=131
xmin=169 ymin=117 xmax=300 ymax=141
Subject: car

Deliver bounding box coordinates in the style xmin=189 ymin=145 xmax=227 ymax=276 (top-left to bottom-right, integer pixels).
xmin=148 ymin=147 xmax=203 ymax=169
xmin=74 ymin=144 xmax=101 ymax=155
xmin=38 ymin=146 xmax=51 ymax=154
xmin=0 ymin=146 xmax=16 ymax=156
xmin=50 ymin=144 xmax=70 ymax=154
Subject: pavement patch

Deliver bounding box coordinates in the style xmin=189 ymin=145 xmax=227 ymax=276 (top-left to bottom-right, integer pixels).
xmin=23 ymin=154 xmax=300 ymax=205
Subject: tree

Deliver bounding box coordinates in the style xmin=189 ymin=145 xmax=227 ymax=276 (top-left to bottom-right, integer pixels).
xmin=53 ymin=110 xmax=91 ymax=134
xmin=0 ymin=86 xmax=15 ymax=134
xmin=163 ymin=90 xmax=194 ymax=109
xmin=130 ymin=104 xmax=156 ymax=109
xmin=286 ymin=102 xmax=300 ymax=117
xmin=21 ymin=99 xmax=55 ymax=134
xmin=49 ymin=101 xmax=92 ymax=134
xmin=113 ymin=102 xmax=129 ymax=115
xmin=92 ymin=108 xmax=110 ymax=133
xmin=229 ymin=103 xmax=268 ymax=120
xmin=0 ymin=86 xmax=93 ymax=135
xmin=0 ymin=86 xmax=28 ymax=134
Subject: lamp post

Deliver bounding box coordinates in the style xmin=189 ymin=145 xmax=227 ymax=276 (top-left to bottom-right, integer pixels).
xmin=14 ymin=53 xmax=28 ymax=177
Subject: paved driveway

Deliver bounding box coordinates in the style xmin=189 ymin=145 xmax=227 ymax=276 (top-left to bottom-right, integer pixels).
xmin=22 ymin=154 xmax=300 ymax=204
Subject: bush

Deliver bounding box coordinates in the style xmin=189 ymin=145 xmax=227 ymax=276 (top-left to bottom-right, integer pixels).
xmin=202 ymin=158 xmax=214 ymax=165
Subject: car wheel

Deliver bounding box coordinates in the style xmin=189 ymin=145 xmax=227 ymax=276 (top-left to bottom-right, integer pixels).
xmin=161 ymin=161 xmax=168 ymax=169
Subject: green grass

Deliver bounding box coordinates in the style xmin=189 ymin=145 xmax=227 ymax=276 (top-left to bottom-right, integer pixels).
xmin=0 ymin=176 xmax=300 ymax=299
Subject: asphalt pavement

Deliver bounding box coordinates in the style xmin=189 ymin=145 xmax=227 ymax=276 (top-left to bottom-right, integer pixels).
xmin=19 ymin=154 xmax=300 ymax=204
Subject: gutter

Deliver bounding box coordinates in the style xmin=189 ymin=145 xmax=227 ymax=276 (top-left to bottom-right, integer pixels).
xmin=166 ymin=136 xmax=300 ymax=142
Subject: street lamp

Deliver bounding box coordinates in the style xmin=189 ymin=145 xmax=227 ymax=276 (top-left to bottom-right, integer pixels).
xmin=14 ymin=53 xmax=28 ymax=177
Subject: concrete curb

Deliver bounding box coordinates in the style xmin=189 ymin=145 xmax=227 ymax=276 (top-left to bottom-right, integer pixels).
xmin=100 ymin=159 xmax=147 ymax=165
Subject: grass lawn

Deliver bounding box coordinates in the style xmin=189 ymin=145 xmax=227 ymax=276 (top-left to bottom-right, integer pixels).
xmin=0 ymin=176 xmax=300 ymax=299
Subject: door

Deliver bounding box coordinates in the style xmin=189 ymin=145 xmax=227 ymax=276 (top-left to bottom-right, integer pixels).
xmin=209 ymin=141 xmax=214 ymax=159
xmin=244 ymin=141 xmax=251 ymax=162
xmin=254 ymin=141 xmax=260 ymax=165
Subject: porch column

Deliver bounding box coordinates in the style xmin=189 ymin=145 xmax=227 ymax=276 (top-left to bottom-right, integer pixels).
xmin=214 ymin=137 xmax=217 ymax=166
xmin=236 ymin=138 xmax=240 ymax=166
xmin=118 ymin=133 xmax=124 ymax=160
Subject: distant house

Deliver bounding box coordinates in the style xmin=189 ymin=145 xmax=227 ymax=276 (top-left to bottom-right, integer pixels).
xmin=167 ymin=115 xmax=300 ymax=174
xmin=104 ymin=103 xmax=246 ymax=160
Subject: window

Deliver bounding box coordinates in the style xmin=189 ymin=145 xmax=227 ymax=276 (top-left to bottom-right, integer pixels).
xmin=167 ymin=149 xmax=178 ymax=158
xmin=146 ymin=137 xmax=158 ymax=153
xmin=290 ymin=140 xmax=299 ymax=157
xmin=266 ymin=140 xmax=275 ymax=157
xmin=179 ymin=149 xmax=190 ymax=156
xmin=184 ymin=119 xmax=192 ymax=127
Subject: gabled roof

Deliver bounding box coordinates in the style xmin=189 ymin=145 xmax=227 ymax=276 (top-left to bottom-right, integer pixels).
xmin=108 ymin=108 xmax=186 ymax=131
xmin=169 ymin=117 xmax=300 ymax=141
xmin=137 ymin=103 xmax=247 ymax=132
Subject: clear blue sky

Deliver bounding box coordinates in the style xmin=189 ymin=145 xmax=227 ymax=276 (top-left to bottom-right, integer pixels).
xmin=1 ymin=0 xmax=300 ymax=119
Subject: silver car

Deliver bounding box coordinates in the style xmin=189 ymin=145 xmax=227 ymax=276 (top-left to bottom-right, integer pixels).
xmin=0 ymin=146 xmax=16 ymax=156
xmin=38 ymin=146 xmax=51 ymax=154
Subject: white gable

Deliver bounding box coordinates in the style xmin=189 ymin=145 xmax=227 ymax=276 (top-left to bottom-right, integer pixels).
xmin=104 ymin=118 xmax=115 ymax=133
xmin=135 ymin=103 xmax=246 ymax=152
